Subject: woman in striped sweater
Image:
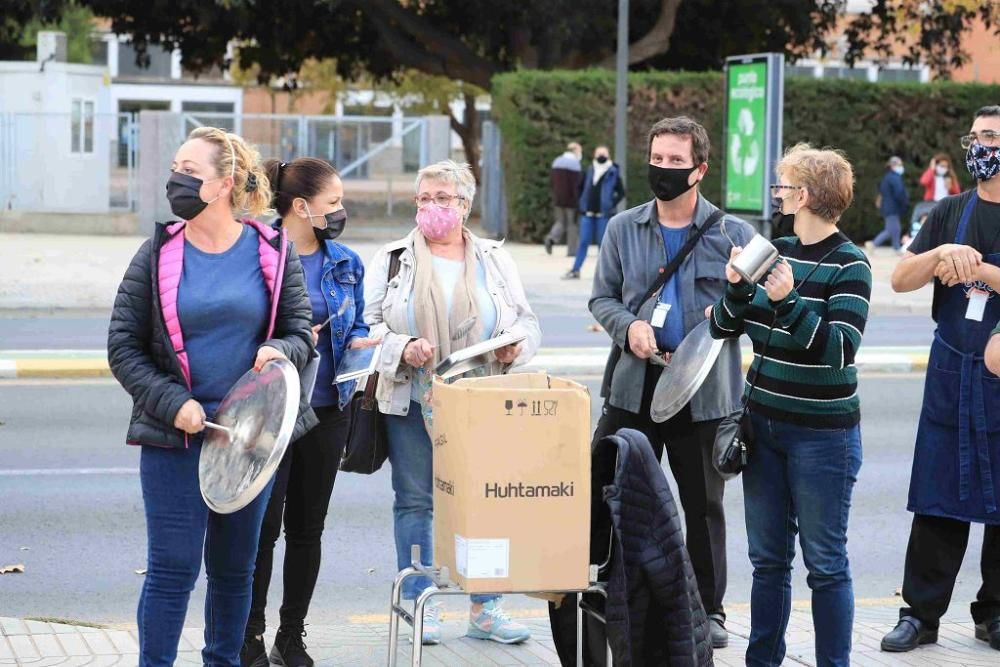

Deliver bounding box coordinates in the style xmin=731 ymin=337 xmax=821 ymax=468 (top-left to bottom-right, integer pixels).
xmin=710 ymin=144 xmax=872 ymax=667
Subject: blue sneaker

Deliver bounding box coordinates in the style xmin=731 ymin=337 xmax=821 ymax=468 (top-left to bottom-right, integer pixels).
xmin=418 ymin=602 xmax=442 ymax=645
xmin=467 ymin=600 xmax=531 ymax=644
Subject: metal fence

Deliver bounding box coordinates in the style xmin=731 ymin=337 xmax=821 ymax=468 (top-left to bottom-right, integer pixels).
xmin=181 ymin=112 xmax=428 ymax=180
xmin=0 ymin=111 xmax=433 ymax=216
xmin=0 ymin=111 xmax=138 ymax=213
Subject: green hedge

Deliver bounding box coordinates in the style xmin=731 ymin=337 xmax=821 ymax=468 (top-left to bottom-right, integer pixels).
xmin=491 ymin=69 xmax=1000 ymax=242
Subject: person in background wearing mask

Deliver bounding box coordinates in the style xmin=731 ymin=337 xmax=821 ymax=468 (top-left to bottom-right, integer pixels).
xmin=241 ymin=158 xmax=372 ymax=667
xmin=545 ymin=141 xmax=584 ymax=256
xmin=881 ymin=105 xmax=1000 ymax=654
xmin=548 ymin=117 xmax=754 ymax=661
xmin=920 ymin=152 xmax=962 ymax=202
xmin=870 ymin=155 xmax=910 ymax=252
xmin=364 ymin=160 xmax=542 ymax=646
xmin=563 ymin=145 xmax=625 ymax=279
xmin=107 ymin=128 xmax=315 ymax=666
xmin=711 ymin=144 xmax=871 ymax=667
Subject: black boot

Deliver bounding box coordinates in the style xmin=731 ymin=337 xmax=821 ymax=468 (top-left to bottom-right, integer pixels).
xmin=880 ymin=616 xmax=938 ymax=652
xmin=270 ymin=627 xmax=314 ymax=667
xmin=708 ymin=613 xmax=729 ymax=649
xmin=975 ymin=617 xmax=1000 ymax=650
xmin=240 ymin=633 xmax=269 ymax=667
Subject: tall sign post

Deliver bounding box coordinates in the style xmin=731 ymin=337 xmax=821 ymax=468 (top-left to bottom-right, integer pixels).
xmin=722 ymin=53 xmax=784 ymax=233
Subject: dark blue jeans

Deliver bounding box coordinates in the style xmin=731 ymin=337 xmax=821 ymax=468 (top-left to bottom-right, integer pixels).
xmin=743 ymin=413 xmax=862 ymax=667
xmin=571 ymin=214 xmax=609 ymax=272
xmin=385 ymin=402 xmax=497 ymax=605
xmin=138 ymin=442 xmax=273 ymax=667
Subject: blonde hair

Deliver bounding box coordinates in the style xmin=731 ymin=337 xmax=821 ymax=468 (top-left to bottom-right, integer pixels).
xmin=776 ymin=143 xmax=855 ymax=222
xmin=187 ymin=127 xmax=273 ymax=219
xmin=415 ymin=160 xmax=476 ymax=219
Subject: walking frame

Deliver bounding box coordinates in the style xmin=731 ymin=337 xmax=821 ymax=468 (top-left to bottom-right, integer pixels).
xmin=387 ymin=543 xmax=615 ymax=667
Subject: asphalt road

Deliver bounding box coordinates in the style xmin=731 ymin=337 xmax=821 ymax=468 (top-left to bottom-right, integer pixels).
xmin=0 ymin=310 xmax=938 ymax=351
xmin=0 ymin=374 xmax=989 ymax=631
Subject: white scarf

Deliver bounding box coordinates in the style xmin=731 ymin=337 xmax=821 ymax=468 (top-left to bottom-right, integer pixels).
xmin=592 ymin=159 xmax=612 ymax=185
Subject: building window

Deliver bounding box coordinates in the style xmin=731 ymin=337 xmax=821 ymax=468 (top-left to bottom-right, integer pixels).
xmin=821 ymin=66 xmax=870 ymax=81
xmin=117 ymin=42 xmax=172 ymax=78
xmin=785 ymin=65 xmax=817 ymax=79
xmin=71 ymin=99 xmax=95 ymax=154
xmin=878 ymin=67 xmax=923 ymax=82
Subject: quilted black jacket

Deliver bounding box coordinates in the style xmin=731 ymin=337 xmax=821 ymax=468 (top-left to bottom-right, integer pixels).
xmin=598 ymin=428 xmax=713 ymax=667
xmin=107 ymin=221 xmax=318 ymax=449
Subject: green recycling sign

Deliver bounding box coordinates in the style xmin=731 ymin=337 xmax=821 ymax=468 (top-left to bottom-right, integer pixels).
xmin=725 ymin=60 xmax=769 ymax=213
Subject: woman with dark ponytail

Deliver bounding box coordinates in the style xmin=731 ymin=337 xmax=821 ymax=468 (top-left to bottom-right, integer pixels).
xmin=242 ymin=158 xmax=371 ymax=667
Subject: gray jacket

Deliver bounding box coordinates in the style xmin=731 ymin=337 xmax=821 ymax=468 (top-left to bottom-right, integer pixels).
xmin=589 ymin=196 xmax=755 ymax=421
xmin=364 ymin=229 xmax=542 ymax=417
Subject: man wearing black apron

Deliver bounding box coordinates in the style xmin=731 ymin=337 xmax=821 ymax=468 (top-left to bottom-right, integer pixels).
xmin=882 ymin=105 xmax=1000 ymax=653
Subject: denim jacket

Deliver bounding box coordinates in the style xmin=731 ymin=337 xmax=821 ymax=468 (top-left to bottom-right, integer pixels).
xmin=274 ymin=221 xmax=368 ymax=411
xmin=589 ymin=196 xmax=755 ymax=421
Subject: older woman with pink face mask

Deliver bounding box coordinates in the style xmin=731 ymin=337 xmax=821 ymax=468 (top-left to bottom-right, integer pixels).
xmin=364 ymin=159 xmax=541 ymax=646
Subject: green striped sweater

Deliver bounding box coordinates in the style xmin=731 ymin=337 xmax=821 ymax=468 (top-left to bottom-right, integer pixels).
xmin=709 ymin=231 xmax=872 ymax=428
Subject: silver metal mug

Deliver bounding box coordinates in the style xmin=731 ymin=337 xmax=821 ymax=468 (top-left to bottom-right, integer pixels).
xmin=731 ymin=234 xmax=780 ymax=284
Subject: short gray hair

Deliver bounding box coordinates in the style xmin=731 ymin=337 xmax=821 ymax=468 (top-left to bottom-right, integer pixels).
xmin=415 ymin=160 xmax=476 ymax=211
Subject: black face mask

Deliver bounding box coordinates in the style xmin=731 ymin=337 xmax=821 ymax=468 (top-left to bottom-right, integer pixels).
xmin=313 ymin=209 xmax=347 ymax=242
xmin=166 ymin=172 xmax=214 ymax=221
xmin=648 ymin=163 xmax=699 ymax=202
xmin=770 ymin=197 xmax=796 ymax=237
xmin=596 ymin=155 xmax=609 ymax=164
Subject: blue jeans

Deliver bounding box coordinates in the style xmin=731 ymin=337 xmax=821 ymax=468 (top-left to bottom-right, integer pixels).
xmin=385 ymin=402 xmax=497 ymax=604
xmin=138 ymin=443 xmax=273 ymax=667
xmin=873 ymin=214 xmax=901 ymax=250
xmin=571 ymin=214 xmax=609 ymax=272
xmin=743 ymin=413 xmax=862 ymax=667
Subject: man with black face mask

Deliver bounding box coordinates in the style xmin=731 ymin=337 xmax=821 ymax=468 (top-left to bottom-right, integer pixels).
xmin=547 ymin=117 xmax=755 ymax=664
xmin=881 ymin=105 xmax=1000 ymax=654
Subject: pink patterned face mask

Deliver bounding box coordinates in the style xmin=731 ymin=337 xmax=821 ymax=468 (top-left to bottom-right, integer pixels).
xmin=415 ymin=204 xmax=462 ymax=241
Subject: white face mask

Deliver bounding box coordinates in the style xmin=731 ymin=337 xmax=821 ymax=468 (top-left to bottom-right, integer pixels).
xmin=892 ymin=165 xmax=905 ymax=175
xmin=935 ymin=164 xmax=949 ymax=176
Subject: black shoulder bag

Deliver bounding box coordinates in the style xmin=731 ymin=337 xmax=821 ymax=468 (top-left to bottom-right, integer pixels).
xmin=713 ymin=241 xmax=853 ymax=479
xmin=599 ymin=210 xmax=727 ymax=395
xmin=340 ymin=249 xmax=403 ymax=474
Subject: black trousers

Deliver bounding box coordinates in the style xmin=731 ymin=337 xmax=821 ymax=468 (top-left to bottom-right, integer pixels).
xmin=549 ymin=365 xmax=727 ymax=665
xmin=901 ymin=513 xmax=1000 ymax=627
xmin=246 ymin=405 xmax=349 ymax=635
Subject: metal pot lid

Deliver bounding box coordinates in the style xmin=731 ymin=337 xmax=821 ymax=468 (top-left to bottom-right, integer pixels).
xmin=650 ymin=319 xmax=725 ymax=424
xmin=434 ymin=331 xmax=527 ymax=380
xmin=198 ymin=358 xmax=300 ymax=514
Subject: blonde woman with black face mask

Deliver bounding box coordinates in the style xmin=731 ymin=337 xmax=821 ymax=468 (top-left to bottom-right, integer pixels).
xmin=108 ymin=128 xmax=315 ymax=667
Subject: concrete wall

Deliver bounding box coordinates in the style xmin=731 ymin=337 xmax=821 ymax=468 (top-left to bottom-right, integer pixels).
xmin=111 ymin=81 xmax=244 ymax=115
xmin=138 ymin=111 xmax=186 ymax=235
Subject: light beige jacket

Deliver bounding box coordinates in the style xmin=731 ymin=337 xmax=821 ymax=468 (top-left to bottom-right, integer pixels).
xmin=363 ymin=229 xmax=542 ymax=417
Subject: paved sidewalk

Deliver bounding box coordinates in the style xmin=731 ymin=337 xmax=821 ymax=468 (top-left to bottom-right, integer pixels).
xmin=3 ymin=604 xmax=998 ymax=666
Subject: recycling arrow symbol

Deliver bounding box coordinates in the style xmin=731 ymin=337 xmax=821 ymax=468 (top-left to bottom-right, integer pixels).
xmin=730 ymin=107 xmax=761 ymax=177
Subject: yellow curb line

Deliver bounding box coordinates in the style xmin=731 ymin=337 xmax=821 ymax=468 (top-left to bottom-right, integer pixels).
xmin=14 ymin=359 xmax=112 ymax=378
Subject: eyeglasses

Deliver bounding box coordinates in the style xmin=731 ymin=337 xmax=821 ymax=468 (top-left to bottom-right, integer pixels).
xmin=960 ymin=130 xmax=1000 ymax=149
xmin=414 ymin=193 xmax=466 ymax=208
xmin=769 ymin=184 xmax=803 ymax=195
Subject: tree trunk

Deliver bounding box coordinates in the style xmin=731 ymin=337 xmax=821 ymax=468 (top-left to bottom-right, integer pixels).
xmin=450 ymin=92 xmax=481 ymax=184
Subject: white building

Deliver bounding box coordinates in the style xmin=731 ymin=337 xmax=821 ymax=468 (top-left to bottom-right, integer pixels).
xmin=0 ymin=32 xmax=113 ymax=213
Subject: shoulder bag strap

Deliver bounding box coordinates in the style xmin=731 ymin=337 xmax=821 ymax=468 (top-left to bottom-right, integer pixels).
xmin=640 ymin=209 xmax=727 ymax=307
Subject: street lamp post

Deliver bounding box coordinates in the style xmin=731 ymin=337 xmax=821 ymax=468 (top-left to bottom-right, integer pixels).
xmin=614 ymin=0 xmax=629 ymax=207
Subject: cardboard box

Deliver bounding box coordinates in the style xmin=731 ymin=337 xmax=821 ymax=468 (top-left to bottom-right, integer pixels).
xmin=431 ymin=372 xmax=591 ymax=593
